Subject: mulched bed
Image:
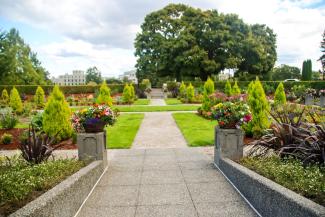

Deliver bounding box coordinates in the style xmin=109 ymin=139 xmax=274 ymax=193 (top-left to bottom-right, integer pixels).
xmin=0 ymin=129 xmax=77 ymax=150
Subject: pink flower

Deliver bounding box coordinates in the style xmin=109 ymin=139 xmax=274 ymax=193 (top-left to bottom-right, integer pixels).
xmin=243 ymin=114 xmax=252 ymax=122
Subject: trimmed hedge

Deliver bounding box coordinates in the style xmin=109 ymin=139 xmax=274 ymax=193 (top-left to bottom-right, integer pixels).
xmin=0 ymin=84 xmax=146 ymax=95
xmin=181 ymin=81 xmax=325 ymax=91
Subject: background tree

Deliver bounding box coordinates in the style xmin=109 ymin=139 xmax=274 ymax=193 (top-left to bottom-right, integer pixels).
xmin=135 ymin=4 xmax=277 ymax=82
xmin=96 ymin=81 xmax=112 ymax=106
xmin=86 ymin=66 xmax=102 ymax=84
xmin=302 ymin=59 xmax=312 ymax=81
xmin=271 ymin=64 xmax=301 ymax=80
xmin=0 ymin=28 xmax=50 ymax=85
xmin=9 ymin=87 xmax=23 ymax=114
xmin=318 ymin=30 xmax=325 ymax=80
xmin=42 ymin=85 xmax=72 ymax=140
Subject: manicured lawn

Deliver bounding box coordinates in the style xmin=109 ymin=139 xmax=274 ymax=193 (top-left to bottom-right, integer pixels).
xmin=0 ymin=122 xmax=29 ymax=129
xmin=133 ymin=99 xmax=150 ymax=105
xmin=114 ymin=105 xmax=200 ymax=112
xmin=165 ymin=98 xmax=182 ymax=105
xmin=106 ymin=113 xmax=144 ymax=148
xmin=173 ymin=113 xmax=217 ymax=146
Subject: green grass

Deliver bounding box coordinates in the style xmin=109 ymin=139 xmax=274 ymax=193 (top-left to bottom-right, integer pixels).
xmin=173 ymin=113 xmax=217 ymax=146
xmin=241 ymin=156 xmax=325 ymax=206
xmin=114 ymin=105 xmax=199 ymax=112
xmin=133 ymin=99 xmax=150 ymax=105
xmin=0 ymin=122 xmax=29 ymax=129
xmin=0 ymin=157 xmax=84 ymax=215
xmin=165 ymin=98 xmax=182 ymax=105
xmin=106 ymin=113 xmax=144 ymax=149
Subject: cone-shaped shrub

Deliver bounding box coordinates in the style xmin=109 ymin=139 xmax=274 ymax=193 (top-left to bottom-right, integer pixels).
xmin=274 ymin=82 xmax=286 ymax=105
xmin=34 ymin=86 xmax=45 ymax=109
xmin=232 ymin=81 xmax=241 ymax=95
xmin=122 ymin=84 xmax=133 ymax=104
xmin=96 ymin=81 xmax=112 ymax=106
xmin=179 ymin=81 xmax=187 ymax=99
xmin=186 ymin=83 xmax=195 ymax=102
xmin=129 ymin=84 xmax=135 ymax=101
xmin=9 ymin=87 xmax=23 ymax=114
xmin=224 ymin=80 xmax=232 ymax=96
xmin=204 ymin=77 xmax=214 ymax=95
xmin=247 ymin=78 xmax=270 ymax=137
xmin=1 ymin=89 xmax=9 ymax=105
xmin=43 ymin=85 xmax=72 ymax=140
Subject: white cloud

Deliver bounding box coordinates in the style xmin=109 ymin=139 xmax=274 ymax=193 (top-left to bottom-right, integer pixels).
xmin=0 ymin=0 xmax=324 ymax=77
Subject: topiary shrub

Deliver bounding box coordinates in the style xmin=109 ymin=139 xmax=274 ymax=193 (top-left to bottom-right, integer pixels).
xmin=202 ymin=78 xmax=215 ymax=111
xmin=9 ymin=87 xmax=23 ymax=114
xmin=247 ymin=78 xmax=270 ymax=137
xmin=129 ymin=84 xmax=135 ymax=101
xmin=42 ymin=85 xmax=72 ymax=141
xmin=122 ymin=84 xmax=133 ymax=104
xmin=186 ymin=83 xmax=195 ymax=103
xmin=204 ymin=77 xmax=214 ymax=95
xmin=0 ymin=133 xmax=13 ymax=145
xmin=34 ymin=86 xmax=46 ymax=109
xmin=232 ymin=81 xmax=241 ymax=95
xmin=96 ymin=81 xmax=113 ymax=106
xmin=224 ymin=80 xmax=232 ymax=96
xmin=1 ymin=89 xmax=9 ymax=105
xmin=274 ymin=82 xmax=286 ymax=106
xmin=179 ymin=81 xmax=187 ymax=99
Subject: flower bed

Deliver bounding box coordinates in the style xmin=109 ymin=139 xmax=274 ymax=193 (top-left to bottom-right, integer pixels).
xmin=0 ymin=157 xmax=85 ymax=216
xmin=240 ymin=156 xmax=325 ymax=206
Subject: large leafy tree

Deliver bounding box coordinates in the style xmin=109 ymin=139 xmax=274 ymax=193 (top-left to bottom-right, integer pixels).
xmin=135 ymin=4 xmax=277 ymax=82
xmin=271 ymin=64 xmax=301 ymax=80
xmin=319 ymin=30 xmax=325 ymax=79
xmin=85 ymin=66 xmax=103 ymax=84
xmin=0 ymin=28 xmax=50 ymax=85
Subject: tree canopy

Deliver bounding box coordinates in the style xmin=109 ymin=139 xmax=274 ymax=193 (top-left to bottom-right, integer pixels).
xmin=85 ymin=66 xmax=102 ymax=84
xmin=271 ymin=64 xmax=301 ymax=81
xmin=135 ymin=4 xmax=277 ymax=82
xmin=0 ymin=28 xmax=50 ymax=85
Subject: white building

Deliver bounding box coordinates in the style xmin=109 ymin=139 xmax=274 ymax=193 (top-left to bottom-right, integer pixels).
xmin=52 ymin=70 xmax=86 ymax=85
xmin=118 ymin=70 xmax=138 ymax=84
xmin=218 ymin=69 xmax=234 ymax=81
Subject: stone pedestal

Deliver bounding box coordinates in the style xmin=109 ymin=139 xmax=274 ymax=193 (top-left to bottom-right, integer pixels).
xmin=146 ymin=93 xmax=151 ymax=99
xmin=214 ymin=126 xmax=244 ymax=166
xmin=77 ymin=132 xmax=107 ymax=165
xmin=320 ymin=95 xmax=325 ymax=107
xmin=305 ymin=94 xmax=313 ymax=105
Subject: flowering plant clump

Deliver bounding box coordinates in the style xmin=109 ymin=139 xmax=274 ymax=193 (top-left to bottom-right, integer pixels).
xmin=319 ymin=89 xmax=325 ymax=96
xmin=212 ymin=101 xmax=252 ymax=129
xmin=305 ymin=88 xmax=316 ymax=96
xmin=71 ymin=104 xmax=117 ymax=132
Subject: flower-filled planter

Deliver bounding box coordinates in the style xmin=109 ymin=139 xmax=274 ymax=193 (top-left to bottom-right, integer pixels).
xmin=212 ymin=102 xmax=252 ymax=166
xmin=72 ymin=104 xmax=117 ymax=161
xmin=319 ymin=90 xmax=325 ymax=107
xmin=72 ymin=104 xmax=116 ymax=133
xmin=304 ymin=88 xmax=316 ymax=105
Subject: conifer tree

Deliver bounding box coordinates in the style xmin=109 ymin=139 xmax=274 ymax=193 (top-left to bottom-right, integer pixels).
xmin=247 ymin=78 xmax=270 ymax=137
xmin=224 ymin=80 xmax=232 ymax=96
xmin=203 ymin=77 xmax=214 ymax=95
xmin=96 ymin=81 xmax=113 ymax=106
xmin=232 ymin=81 xmax=241 ymax=95
xmin=179 ymin=81 xmax=187 ymax=99
xmin=186 ymin=83 xmax=195 ymax=102
xmin=274 ymin=82 xmax=286 ymax=105
xmin=1 ymin=89 xmax=9 ymax=105
xmin=302 ymin=59 xmax=312 ymax=81
xmin=42 ymin=85 xmax=72 ymax=140
xmin=122 ymin=84 xmax=132 ymax=104
xmin=34 ymin=86 xmax=45 ymax=109
xmin=129 ymin=84 xmax=135 ymax=101
xmin=9 ymin=87 xmax=23 ymax=114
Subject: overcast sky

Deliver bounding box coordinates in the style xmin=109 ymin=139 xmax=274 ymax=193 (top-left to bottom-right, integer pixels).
xmin=0 ymin=0 xmax=324 ymax=78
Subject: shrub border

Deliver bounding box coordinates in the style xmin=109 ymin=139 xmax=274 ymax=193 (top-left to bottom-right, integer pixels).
xmin=9 ymin=160 xmax=105 ymax=217
xmin=215 ymin=158 xmax=325 ymax=217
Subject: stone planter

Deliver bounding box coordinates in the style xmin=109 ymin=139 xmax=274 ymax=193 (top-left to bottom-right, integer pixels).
xmin=146 ymin=93 xmax=151 ymax=99
xmin=163 ymin=92 xmax=168 ymax=99
xmin=320 ymin=95 xmax=325 ymax=107
xmin=214 ymin=126 xmax=244 ymax=166
xmin=305 ymin=94 xmax=313 ymax=105
xmin=77 ymin=132 xmax=107 ymax=165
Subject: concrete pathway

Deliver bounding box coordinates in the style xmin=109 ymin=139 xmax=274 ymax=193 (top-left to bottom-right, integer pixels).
xmin=149 ymin=98 xmax=166 ymax=106
xmin=76 ymin=148 xmax=257 ymax=217
xmin=131 ymin=112 xmax=187 ymax=149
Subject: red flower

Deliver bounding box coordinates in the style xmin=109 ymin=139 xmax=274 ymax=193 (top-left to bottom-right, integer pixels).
xmin=219 ymin=121 xmax=225 ymax=126
xmin=243 ymin=114 xmax=252 ymax=122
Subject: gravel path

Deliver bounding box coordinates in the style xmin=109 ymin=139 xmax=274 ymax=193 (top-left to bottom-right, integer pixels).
xmin=149 ymin=98 xmax=166 ymax=106
xmin=132 ymin=112 xmax=187 ymax=149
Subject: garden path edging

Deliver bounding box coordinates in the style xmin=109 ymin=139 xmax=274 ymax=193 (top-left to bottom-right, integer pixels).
xmin=10 ymin=160 xmax=105 ymax=217
xmin=215 ymin=158 xmax=325 ymax=217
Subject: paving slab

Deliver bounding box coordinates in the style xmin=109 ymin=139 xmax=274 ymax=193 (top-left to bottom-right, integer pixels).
xmin=132 ymin=112 xmax=187 ymax=149
xmin=149 ymin=98 xmax=166 ymax=106
xmin=76 ymin=148 xmax=256 ymax=217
